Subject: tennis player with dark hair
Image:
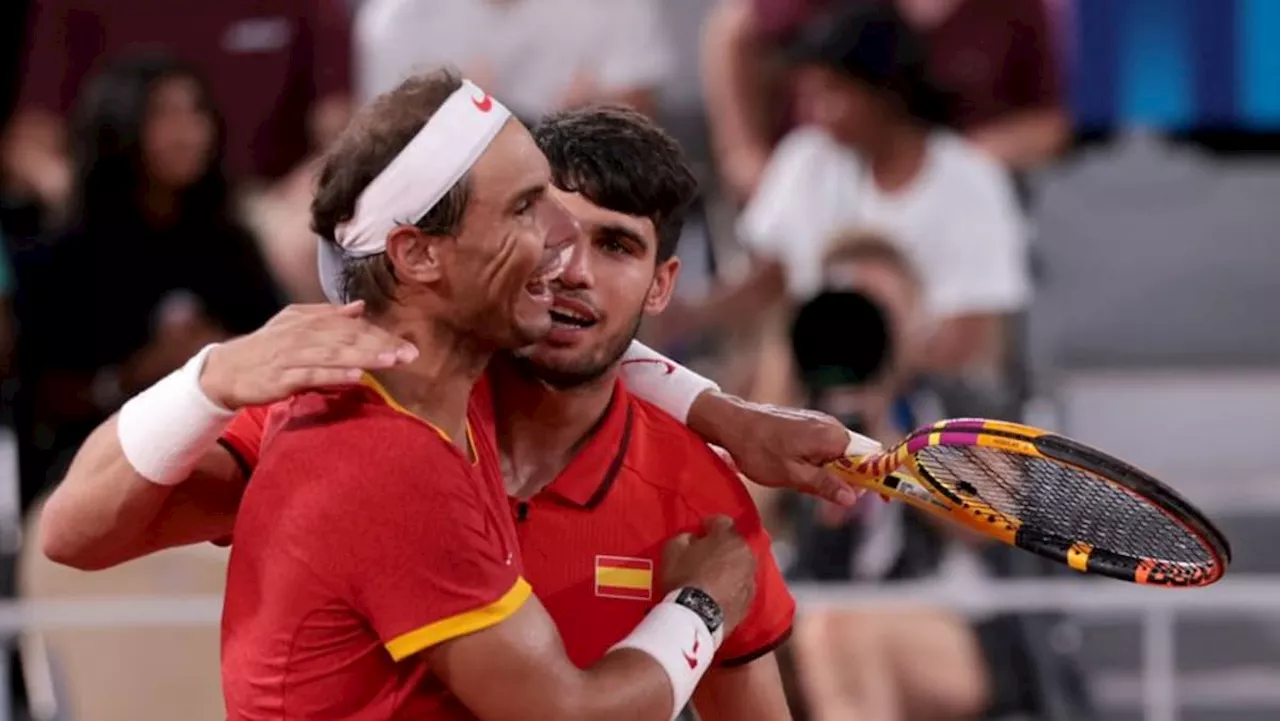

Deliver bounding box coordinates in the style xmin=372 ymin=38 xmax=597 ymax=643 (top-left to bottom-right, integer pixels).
xmin=218 ymin=104 xmax=801 ymax=720
xmin=231 ymin=71 xmax=769 ymax=720
xmin=42 ymin=72 xmax=875 ymax=720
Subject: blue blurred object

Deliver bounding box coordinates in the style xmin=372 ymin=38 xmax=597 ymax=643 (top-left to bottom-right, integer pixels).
xmin=1072 ymin=0 xmax=1280 ymax=129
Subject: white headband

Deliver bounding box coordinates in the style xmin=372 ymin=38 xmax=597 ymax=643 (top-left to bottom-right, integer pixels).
xmin=332 ymin=79 xmax=511 ymax=258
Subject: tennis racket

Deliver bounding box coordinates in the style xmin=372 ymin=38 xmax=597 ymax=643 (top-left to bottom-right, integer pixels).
xmin=825 ymin=418 xmax=1231 ymax=587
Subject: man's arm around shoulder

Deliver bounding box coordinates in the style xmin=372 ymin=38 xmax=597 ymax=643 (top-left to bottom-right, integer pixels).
xmin=427 ymin=597 xmax=676 ymax=721
xmin=422 ymin=516 xmax=758 ymax=721
xmin=40 ymin=302 xmax=417 ymax=570
xmin=39 ymin=343 xmax=251 ymax=570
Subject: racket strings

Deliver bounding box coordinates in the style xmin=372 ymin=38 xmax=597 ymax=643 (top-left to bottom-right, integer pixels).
xmin=914 ymin=445 xmax=1213 ymax=565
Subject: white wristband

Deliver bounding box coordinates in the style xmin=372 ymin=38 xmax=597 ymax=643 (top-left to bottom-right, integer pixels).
xmin=609 ymin=590 xmax=723 ymax=720
xmin=620 ymin=342 xmax=719 ymax=424
xmin=117 ymin=344 xmax=236 ymax=486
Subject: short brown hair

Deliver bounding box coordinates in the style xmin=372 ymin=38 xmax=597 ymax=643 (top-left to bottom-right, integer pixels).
xmin=311 ymin=67 xmax=472 ymax=313
xmin=822 ymin=228 xmax=919 ymax=286
xmin=533 ymin=105 xmax=697 ymax=262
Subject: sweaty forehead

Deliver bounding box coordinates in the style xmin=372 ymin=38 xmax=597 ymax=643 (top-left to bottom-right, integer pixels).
xmin=467 ymin=120 xmax=550 ymax=206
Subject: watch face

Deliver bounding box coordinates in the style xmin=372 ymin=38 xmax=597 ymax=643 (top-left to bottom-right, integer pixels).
xmin=676 ymin=587 xmax=724 ymax=634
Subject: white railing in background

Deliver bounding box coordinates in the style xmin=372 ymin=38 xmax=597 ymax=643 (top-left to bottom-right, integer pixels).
xmin=5 ymin=577 xmax=1277 ymax=721
xmin=792 ymin=577 xmax=1278 ymax=721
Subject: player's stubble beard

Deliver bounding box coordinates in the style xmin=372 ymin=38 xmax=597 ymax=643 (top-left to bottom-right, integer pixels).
xmin=508 ymin=298 xmax=644 ymax=390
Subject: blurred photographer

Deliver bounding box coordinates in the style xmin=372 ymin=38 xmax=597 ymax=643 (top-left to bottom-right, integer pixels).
xmin=774 ymin=232 xmax=1093 ymax=721
xmin=770 ymin=231 xmax=989 ymax=721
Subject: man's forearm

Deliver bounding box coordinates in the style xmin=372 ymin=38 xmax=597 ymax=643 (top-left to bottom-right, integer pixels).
xmin=41 ymin=348 xmax=245 ymax=569
xmin=434 ymin=591 xmax=726 ymax=721
xmin=701 ymin=0 xmax=775 ymax=197
xmin=39 ymin=415 xmax=179 ymax=569
xmin=41 ymin=412 xmax=245 ymax=570
xmin=560 ymin=649 xmax=678 ymax=721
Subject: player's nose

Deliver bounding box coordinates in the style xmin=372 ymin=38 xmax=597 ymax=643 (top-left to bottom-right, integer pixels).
xmin=540 ymin=193 xmax=580 ymax=254
xmin=554 ymin=236 xmax=595 ymax=290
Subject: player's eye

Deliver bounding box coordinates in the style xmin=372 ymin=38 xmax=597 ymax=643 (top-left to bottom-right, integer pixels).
xmin=599 ymin=237 xmax=629 ymax=255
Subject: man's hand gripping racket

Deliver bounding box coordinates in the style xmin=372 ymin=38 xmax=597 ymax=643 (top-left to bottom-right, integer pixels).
xmin=827 ymin=418 xmax=1232 ymax=588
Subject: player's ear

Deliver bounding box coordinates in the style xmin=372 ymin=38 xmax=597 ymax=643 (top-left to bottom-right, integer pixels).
xmin=385 ymin=225 xmax=445 ymax=284
xmin=643 ymin=257 xmax=680 ymax=316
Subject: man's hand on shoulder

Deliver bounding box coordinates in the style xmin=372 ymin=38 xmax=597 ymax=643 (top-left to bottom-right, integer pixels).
xmin=200 ymin=301 xmax=419 ymax=409
xmin=662 ymin=515 xmax=757 ymax=632
xmin=689 ymin=391 xmax=881 ymax=507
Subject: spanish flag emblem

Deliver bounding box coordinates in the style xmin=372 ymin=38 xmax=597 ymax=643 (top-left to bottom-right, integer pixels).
xmin=594 ymin=555 xmax=653 ymax=600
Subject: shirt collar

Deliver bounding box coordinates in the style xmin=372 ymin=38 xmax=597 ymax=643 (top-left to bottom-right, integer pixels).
xmin=540 ymin=379 xmax=634 ymax=508
xmin=359 ymin=373 xmax=477 ymax=465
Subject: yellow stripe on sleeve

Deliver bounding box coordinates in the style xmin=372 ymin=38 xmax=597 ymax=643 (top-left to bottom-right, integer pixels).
xmin=384 ymin=577 xmax=532 ymax=661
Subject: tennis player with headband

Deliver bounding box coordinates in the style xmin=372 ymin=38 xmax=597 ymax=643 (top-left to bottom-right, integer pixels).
xmin=232 ymin=72 xmax=768 ymax=720
xmin=45 ymin=99 xmax=875 ymax=719
xmin=42 ymin=69 xmax=789 ymax=721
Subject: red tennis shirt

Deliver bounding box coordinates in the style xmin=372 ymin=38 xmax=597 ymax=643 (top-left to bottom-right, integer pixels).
xmin=221 ymin=376 xmax=526 ymax=720
xmin=477 ymin=379 xmax=794 ymax=668
xmin=219 ymin=373 xmax=794 ymax=712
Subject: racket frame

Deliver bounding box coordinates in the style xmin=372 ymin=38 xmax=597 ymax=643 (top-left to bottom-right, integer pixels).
xmin=825 ymin=418 xmax=1231 ymax=587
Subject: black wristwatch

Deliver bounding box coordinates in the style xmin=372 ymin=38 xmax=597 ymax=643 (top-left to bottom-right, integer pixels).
xmin=673 ymin=587 xmax=724 ymax=637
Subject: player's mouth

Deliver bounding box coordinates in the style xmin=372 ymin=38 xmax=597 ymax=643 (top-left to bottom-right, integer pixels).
xmin=548 ymin=296 xmax=599 ymax=331
xmin=524 ymin=243 xmax=572 ymax=306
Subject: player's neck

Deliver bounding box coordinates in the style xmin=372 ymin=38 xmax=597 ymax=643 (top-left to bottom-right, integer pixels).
xmin=867 ymin=123 xmax=929 ymax=195
xmin=368 ymin=304 xmax=491 ymax=449
xmin=492 ymin=363 xmax=619 ymax=499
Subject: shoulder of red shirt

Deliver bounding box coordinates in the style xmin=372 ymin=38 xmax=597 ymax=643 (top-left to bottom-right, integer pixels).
xmin=622 ymin=394 xmax=756 ymax=512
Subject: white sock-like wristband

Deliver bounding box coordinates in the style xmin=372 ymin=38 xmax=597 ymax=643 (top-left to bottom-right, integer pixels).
xmin=609 ymin=590 xmax=723 ymax=720
xmin=117 ymin=344 xmax=236 ymax=486
xmin=620 ymin=342 xmax=719 ymax=424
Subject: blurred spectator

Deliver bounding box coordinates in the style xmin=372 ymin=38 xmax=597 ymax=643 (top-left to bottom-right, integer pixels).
xmin=702 ymin=0 xmax=1067 ymax=202
xmin=684 ymin=3 xmax=1030 ymax=388
xmin=13 ymin=53 xmax=282 ymax=514
xmin=354 ymin=0 xmax=676 ymax=120
xmin=773 ymin=232 xmax=1092 ymax=721
xmin=3 ymin=0 xmax=352 ymax=215
xmin=767 ymin=236 xmax=992 ymax=721
xmin=786 ymin=604 xmax=989 ymax=721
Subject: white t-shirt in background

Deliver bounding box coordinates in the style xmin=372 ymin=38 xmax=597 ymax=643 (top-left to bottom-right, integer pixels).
xmin=355 ymin=0 xmax=676 ymax=117
xmin=738 ymin=127 xmax=1031 ymax=319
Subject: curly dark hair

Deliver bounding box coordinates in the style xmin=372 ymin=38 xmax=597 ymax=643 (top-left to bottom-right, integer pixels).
xmin=533 ymin=105 xmax=698 ymax=262
xmin=311 ymin=67 xmax=472 ymax=312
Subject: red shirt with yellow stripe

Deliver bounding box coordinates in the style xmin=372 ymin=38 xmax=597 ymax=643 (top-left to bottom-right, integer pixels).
xmin=219 ymin=374 xmax=794 ymax=715
xmin=221 ymin=376 xmax=525 ymax=720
